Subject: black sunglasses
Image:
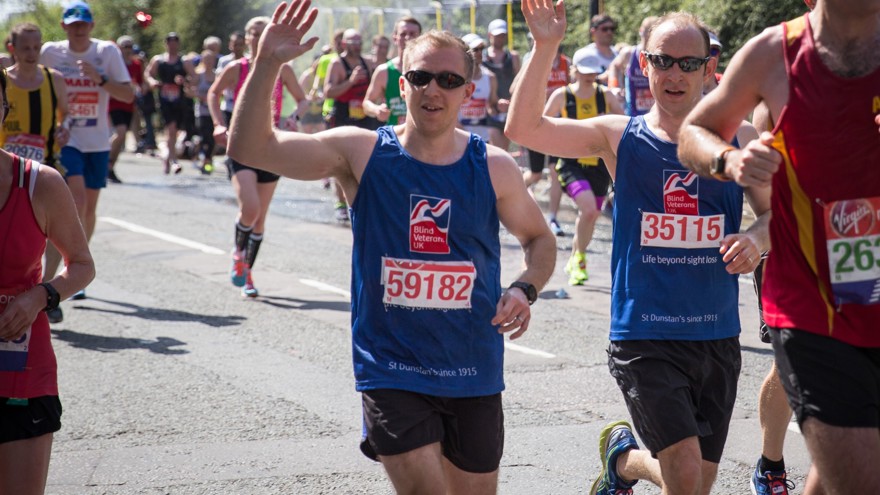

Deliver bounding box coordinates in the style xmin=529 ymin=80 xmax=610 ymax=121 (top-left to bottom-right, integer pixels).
xmin=709 ymin=47 xmax=721 ymax=58
xmin=404 ymin=70 xmax=468 ymax=90
xmin=644 ymin=52 xmax=709 ymax=72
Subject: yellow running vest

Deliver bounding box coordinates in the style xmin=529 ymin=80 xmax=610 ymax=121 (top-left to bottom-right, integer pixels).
xmin=0 ymin=66 xmax=58 ymax=165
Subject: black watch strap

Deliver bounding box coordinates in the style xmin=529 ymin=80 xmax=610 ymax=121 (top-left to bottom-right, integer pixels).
xmin=508 ymin=281 xmax=537 ymax=305
xmin=39 ymin=283 xmax=60 ymax=312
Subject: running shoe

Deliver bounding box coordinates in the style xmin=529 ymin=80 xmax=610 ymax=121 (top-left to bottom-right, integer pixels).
xmin=230 ymin=250 xmax=247 ymax=287
xmin=107 ymin=168 xmax=122 ymax=184
xmin=565 ymin=252 xmax=589 ymax=286
xmin=201 ymin=162 xmax=213 ymax=175
xmin=46 ymin=307 xmax=63 ymax=324
xmin=549 ymin=218 xmax=565 ymax=236
xmin=334 ymin=202 xmax=349 ymax=223
xmin=71 ymin=289 xmax=87 ymax=300
xmin=589 ymin=420 xmax=639 ymax=495
xmin=750 ymin=459 xmax=795 ymax=495
xmin=172 ymin=161 xmax=183 ymax=174
xmin=242 ymin=271 xmax=258 ymax=298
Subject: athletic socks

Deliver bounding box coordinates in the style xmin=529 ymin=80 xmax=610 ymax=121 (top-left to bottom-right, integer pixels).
xmin=760 ymin=455 xmax=786 ymax=473
xmin=234 ymin=221 xmax=253 ymax=253
xmin=245 ymin=233 xmax=263 ymax=269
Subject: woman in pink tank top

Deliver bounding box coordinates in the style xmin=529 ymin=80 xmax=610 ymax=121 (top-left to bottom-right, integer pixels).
xmin=0 ymin=70 xmax=95 ymax=495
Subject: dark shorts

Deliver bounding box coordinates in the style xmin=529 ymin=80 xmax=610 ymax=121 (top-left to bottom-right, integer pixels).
xmin=0 ymin=396 xmax=62 ymax=444
xmin=608 ymin=337 xmax=741 ymax=462
xmin=159 ymin=98 xmax=187 ymax=127
xmin=60 ymin=147 xmax=110 ymax=189
xmin=556 ymin=159 xmax=611 ymax=206
xmin=771 ymin=328 xmax=880 ymax=428
xmin=360 ymin=388 xmax=504 ymax=473
xmin=109 ymin=109 xmax=133 ymax=128
xmin=527 ymin=149 xmax=559 ymax=174
xmin=230 ymin=159 xmax=280 ymax=183
xmin=487 ymin=114 xmax=506 ymax=130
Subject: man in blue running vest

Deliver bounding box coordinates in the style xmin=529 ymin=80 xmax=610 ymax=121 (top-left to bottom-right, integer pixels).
xmin=228 ymin=1 xmax=556 ymax=493
xmin=508 ymin=2 xmax=772 ymax=494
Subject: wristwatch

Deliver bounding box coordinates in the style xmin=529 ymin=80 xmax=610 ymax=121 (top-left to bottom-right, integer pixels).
xmin=38 ymin=283 xmax=60 ymax=312
xmin=508 ymin=281 xmax=538 ymax=305
xmin=710 ymin=146 xmax=735 ymax=181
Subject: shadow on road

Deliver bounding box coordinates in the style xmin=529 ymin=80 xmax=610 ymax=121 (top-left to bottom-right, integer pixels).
xmin=741 ymin=345 xmax=775 ymax=356
xmin=256 ymin=295 xmax=351 ymax=312
xmin=72 ymin=297 xmax=246 ymax=328
xmin=51 ymin=329 xmax=188 ymax=355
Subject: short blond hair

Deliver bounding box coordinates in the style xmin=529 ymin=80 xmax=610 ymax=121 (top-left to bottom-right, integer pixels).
xmin=402 ymin=30 xmax=473 ymax=81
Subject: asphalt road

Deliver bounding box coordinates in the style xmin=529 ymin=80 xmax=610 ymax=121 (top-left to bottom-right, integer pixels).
xmin=44 ymin=150 xmax=812 ymax=494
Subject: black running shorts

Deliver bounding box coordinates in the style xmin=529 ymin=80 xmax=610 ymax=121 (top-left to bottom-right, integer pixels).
xmin=0 ymin=396 xmax=62 ymax=444
xmin=230 ymin=159 xmax=280 ymax=183
xmin=360 ymin=388 xmax=504 ymax=473
xmin=608 ymin=337 xmax=741 ymax=462
xmin=771 ymin=328 xmax=880 ymax=428
xmin=556 ymin=159 xmax=612 ymax=199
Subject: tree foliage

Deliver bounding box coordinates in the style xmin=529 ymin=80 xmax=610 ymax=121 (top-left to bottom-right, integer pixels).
xmin=4 ymin=0 xmax=807 ymax=69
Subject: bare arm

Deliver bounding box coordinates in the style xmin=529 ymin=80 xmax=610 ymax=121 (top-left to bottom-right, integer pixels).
xmin=604 ymin=86 xmax=625 ymax=115
xmin=678 ymin=27 xmax=787 ymax=187
xmin=507 ymin=0 xmax=626 ymax=167
xmin=487 ymin=72 xmax=499 ymax=117
xmin=51 ymin=70 xmax=71 ymax=148
xmin=487 ymin=147 xmax=556 ymax=339
xmin=718 ymin=123 xmax=773 ymax=275
xmin=363 ymin=64 xmax=391 ymax=121
xmin=227 ymin=0 xmax=374 ymax=185
xmin=145 ymin=56 xmax=161 ymax=89
xmin=0 ymin=165 xmax=94 ymax=340
xmin=207 ymin=62 xmax=240 ymax=146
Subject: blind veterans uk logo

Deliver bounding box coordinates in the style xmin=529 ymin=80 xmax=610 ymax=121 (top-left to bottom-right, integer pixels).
xmin=663 ymin=170 xmax=699 ymax=215
xmin=410 ymin=195 xmax=451 ymax=254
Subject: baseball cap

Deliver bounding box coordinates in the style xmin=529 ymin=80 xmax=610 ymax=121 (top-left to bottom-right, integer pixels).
xmin=572 ymin=47 xmax=603 ymax=74
xmin=488 ymin=19 xmax=508 ymax=36
xmin=462 ymin=33 xmax=486 ymax=50
xmin=62 ymin=1 xmax=93 ymax=25
xmin=166 ymin=32 xmax=180 ymax=41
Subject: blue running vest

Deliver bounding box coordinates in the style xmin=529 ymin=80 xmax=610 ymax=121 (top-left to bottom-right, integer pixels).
xmin=611 ymin=116 xmax=743 ymax=341
xmin=350 ymin=126 xmax=503 ymax=397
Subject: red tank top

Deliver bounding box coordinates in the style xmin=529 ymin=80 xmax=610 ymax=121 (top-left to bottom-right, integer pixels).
xmin=763 ymin=14 xmax=880 ymax=346
xmin=0 ymin=156 xmax=57 ymax=397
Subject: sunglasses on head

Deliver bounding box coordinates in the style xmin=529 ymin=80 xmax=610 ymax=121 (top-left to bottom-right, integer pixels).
xmin=709 ymin=47 xmax=721 ymax=58
xmin=404 ymin=70 xmax=467 ymax=90
xmin=598 ymin=25 xmax=616 ymax=33
xmin=644 ymin=52 xmax=709 ymax=72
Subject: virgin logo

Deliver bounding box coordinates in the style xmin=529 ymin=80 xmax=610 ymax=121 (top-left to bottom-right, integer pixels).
xmin=829 ymin=200 xmax=875 ymax=237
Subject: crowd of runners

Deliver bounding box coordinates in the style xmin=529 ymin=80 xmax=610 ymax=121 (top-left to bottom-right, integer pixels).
xmin=0 ymin=0 xmax=878 ymax=493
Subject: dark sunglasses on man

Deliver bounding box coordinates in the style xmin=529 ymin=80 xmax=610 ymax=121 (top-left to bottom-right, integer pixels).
xmin=643 ymin=52 xmax=710 ymax=72
xmin=404 ymin=70 xmax=468 ymax=90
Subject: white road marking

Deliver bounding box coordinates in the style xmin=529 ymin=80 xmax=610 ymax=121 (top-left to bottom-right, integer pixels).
xmin=504 ymin=341 xmax=556 ymax=359
xmin=299 ymin=279 xmax=352 ymax=298
xmin=300 ymin=279 xmax=557 ymax=359
xmin=99 ymin=217 xmax=226 ymax=255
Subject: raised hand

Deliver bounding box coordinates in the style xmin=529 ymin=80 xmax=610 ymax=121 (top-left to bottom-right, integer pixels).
xmin=521 ymin=0 xmax=566 ymax=45
xmin=256 ymin=0 xmax=320 ymax=65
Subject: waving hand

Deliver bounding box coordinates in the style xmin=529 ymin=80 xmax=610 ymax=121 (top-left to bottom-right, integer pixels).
xmin=522 ymin=0 xmax=567 ymax=45
xmin=257 ymin=0 xmax=320 ymax=64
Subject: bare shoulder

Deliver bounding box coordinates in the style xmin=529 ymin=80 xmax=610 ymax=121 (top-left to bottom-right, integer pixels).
xmin=485 ymin=142 xmax=521 ymax=184
xmin=32 ymin=164 xmax=68 ymax=202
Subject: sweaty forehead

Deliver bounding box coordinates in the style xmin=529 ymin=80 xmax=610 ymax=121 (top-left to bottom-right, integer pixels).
xmin=646 ymin=21 xmax=706 ymax=56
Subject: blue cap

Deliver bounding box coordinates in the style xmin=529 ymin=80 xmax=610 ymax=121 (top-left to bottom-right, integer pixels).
xmin=62 ymin=1 xmax=93 ymax=25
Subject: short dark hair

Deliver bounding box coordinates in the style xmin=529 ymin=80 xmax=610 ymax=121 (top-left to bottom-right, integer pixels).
xmin=10 ymin=22 xmax=41 ymax=47
xmin=590 ymin=14 xmax=616 ymax=29
xmin=396 ymin=16 xmax=423 ymax=35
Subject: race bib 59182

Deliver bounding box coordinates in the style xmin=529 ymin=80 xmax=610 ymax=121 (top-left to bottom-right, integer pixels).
xmin=381 ymin=257 xmax=476 ymax=310
xmin=824 ymin=197 xmax=880 ymax=305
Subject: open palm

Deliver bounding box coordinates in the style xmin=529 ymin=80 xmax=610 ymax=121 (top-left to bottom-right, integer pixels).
xmin=522 ymin=0 xmax=567 ymax=45
xmin=258 ymin=0 xmax=320 ymax=64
